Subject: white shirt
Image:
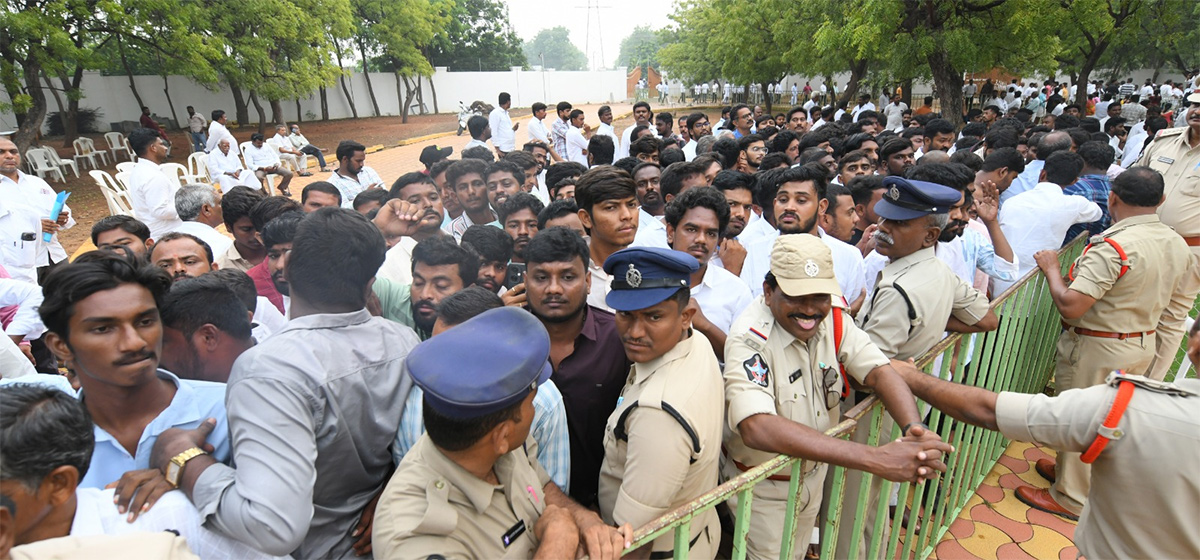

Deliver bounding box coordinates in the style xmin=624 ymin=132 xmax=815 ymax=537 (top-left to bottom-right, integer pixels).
xmin=682 ymin=140 xmax=698 ymax=162
xmin=463 ymin=138 xmax=489 ymax=151
xmin=851 ymin=102 xmax=876 ymax=121
xmin=0 ymin=171 xmax=73 ymax=265
xmin=288 ymin=132 xmax=312 ymax=149
xmin=996 ymin=182 xmax=1102 ymax=294
xmin=596 ymin=122 xmax=619 ymax=146
xmin=739 ymin=228 xmax=866 ymax=301
xmin=883 ymin=102 xmax=908 ymax=130
xmin=489 ymin=106 xmax=515 ymax=152
xmin=692 ymin=264 xmax=752 ymax=334
xmin=566 ymin=126 xmax=589 ymax=165
xmin=205 ymin=121 xmax=236 ymax=153
xmin=269 ymin=133 xmax=295 ymax=153
xmin=0 ymin=276 xmax=44 ymax=340
xmin=70 ymin=487 xmax=282 ymax=560
xmin=630 ymin=208 xmax=669 ymax=249
xmin=527 ymin=116 xmax=550 ymax=144
xmin=128 ymin=158 xmax=182 ymax=239
xmin=1139 ymin=85 xmax=1155 ymax=97
xmin=188 ymin=113 xmax=206 ymax=133
xmin=173 ymin=221 xmax=233 ymax=258
xmin=377 ymin=236 xmax=418 ymax=285
xmin=327 ymin=166 xmax=384 ymax=209
xmin=252 ymin=295 xmax=287 ymax=341
xmin=587 ymin=260 xmax=613 ymax=312
xmin=0 ymin=206 xmax=42 ymax=283
xmin=734 ymin=212 xmax=774 ymax=247
xmin=243 ymin=143 xmax=281 ymax=170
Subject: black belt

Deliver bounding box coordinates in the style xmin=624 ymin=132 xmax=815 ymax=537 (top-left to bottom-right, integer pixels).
xmin=649 ymin=526 xmax=707 ymax=559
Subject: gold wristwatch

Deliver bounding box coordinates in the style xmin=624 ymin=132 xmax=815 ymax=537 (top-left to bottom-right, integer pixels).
xmin=166 ymin=447 xmax=207 ymax=488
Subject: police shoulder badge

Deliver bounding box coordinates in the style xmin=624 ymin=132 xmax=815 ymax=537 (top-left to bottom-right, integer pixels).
xmin=625 ymin=263 xmax=642 ymax=288
xmin=743 ymin=354 xmax=770 ymax=387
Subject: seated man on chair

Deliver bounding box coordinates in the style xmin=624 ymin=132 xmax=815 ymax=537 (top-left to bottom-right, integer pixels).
xmin=288 ymin=124 xmax=329 ymax=172
xmin=244 ymin=133 xmax=294 ymax=197
xmin=206 ymin=139 xmax=255 ymax=194
xmin=270 ymin=125 xmax=311 ymax=177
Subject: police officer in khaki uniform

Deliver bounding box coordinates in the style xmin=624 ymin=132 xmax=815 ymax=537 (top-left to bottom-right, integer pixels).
xmin=892 ymin=318 xmax=1200 ymax=560
xmin=597 ymin=247 xmax=724 ymax=559
xmin=1026 ymin=166 xmax=1193 ymax=519
xmin=372 ymin=307 xmax=630 ymax=560
xmin=1136 ymin=91 xmax=1200 ymax=381
xmin=722 ymin=234 xmax=951 ymax=560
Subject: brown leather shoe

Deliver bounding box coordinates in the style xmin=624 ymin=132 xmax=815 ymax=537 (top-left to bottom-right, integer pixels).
xmin=1035 ymin=458 xmax=1056 ymax=483
xmin=1014 ymin=486 xmax=1078 ymax=521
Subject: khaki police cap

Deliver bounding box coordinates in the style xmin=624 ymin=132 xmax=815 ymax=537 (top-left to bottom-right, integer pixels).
xmin=770 ymin=234 xmax=842 ymax=298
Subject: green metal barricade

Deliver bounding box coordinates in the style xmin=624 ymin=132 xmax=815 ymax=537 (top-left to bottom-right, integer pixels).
xmin=621 ymin=235 xmax=1200 ymax=559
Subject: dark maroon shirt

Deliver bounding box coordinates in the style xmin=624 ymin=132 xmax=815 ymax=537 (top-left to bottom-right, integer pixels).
xmin=547 ymin=305 xmax=630 ymax=507
xmin=247 ymin=260 xmax=285 ymax=314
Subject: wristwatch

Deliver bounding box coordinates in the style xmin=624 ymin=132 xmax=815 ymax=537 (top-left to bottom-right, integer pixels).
xmin=166 ymin=447 xmax=207 ymax=488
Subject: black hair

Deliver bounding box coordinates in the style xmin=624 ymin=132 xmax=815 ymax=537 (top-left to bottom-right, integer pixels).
xmin=537 ymin=199 xmax=580 ymax=230
xmin=905 ymin=162 xmax=975 ymax=192
xmin=737 ymin=133 xmax=765 ymax=154
xmin=1110 ymin=166 xmax=1164 ymax=207
xmin=498 ymin=92 xmax=511 ymax=105
xmin=526 ymin=225 xmax=590 ymax=269
xmin=1077 ymin=141 xmax=1116 ymax=171
xmin=249 ymin=195 xmax=302 ymax=232
xmin=40 ymin=251 xmax=172 ymax=339
xmin=838 ymin=149 xmax=871 ymax=170
xmin=924 ymin=118 xmax=955 ymax=138
xmin=250 ymin=132 xmax=265 ymax=142
xmin=1043 ymin=151 xmax=1085 ymax=186
xmin=446 ymin=158 xmax=489 ymax=190
xmin=162 ymin=275 xmax=253 ymax=341
xmin=0 ymin=385 xmax=95 ymax=489
xmin=91 ymin=215 xmax=150 ymax=245
xmin=436 ymin=286 xmax=503 ymax=327
xmin=659 ymin=147 xmax=685 ymax=167
xmin=597 ymin=105 xmax=611 ymax=117
xmin=423 ymin=396 xmax=523 ymax=451
xmin=302 ymin=181 xmax=343 ymax=206
xmin=660 ymin=161 xmax=707 ymax=200
xmin=961 ymin=122 xmax=988 ymax=138
xmin=686 ymin=112 xmax=708 ymax=131
xmin=848 ymin=174 xmax=886 ymax=206
xmin=531 ymin=102 xmax=547 ymax=113
xmin=948 ymin=150 xmax=984 ymax=173
xmin=221 ymin=186 xmax=266 ymax=231
xmin=769 ymin=129 xmax=799 ymax=156
xmin=878 ymin=137 xmax=914 ymax=162
xmin=461 ymin=145 xmax=495 ymax=163
xmin=632 ymin=100 xmax=652 ymax=114
xmin=152 ymin=231 xmax=214 ymax=264
xmin=430 ymin=158 xmax=456 ymax=179
xmin=982 ymin=147 xmax=1025 ymax=174
xmin=556 ymin=101 xmax=572 ymax=114
xmin=467 ymin=115 xmax=489 ymax=139
xmin=127 ymin=128 xmax=160 ymax=157
xmin=712 ymin=169 xmax=756 ymax=197
xmin=824 ymin=183 xmax=852 ymax=214
xmin=545 ymin=162 xmax=587 ymax=195
xmin=796 ymin=126 xmax=840 ymax=153
xmin=336 ymin=140 xmax=366 ymax=162
xmin=984 ymin=127 xmax=1019 ymax=150
xmin=786 ymin=106 xmax=807 ymax=121
xmin=842 ymin=133 xmax=876 ymax=154
xmin=352 ymin=188 xmax=391 ymax=212
xmin=574 ymin=166 xmax=637 ymax=215
xmin=1103 ymin=116 xmax=1127 ymax=135
xmin=613 ymin=157 xmax=641 ymax=175
xmin=461 ymin=224 xmax=514 ymax=266
xmin=211 ymin=109 xmax=225 ymax=121
xmin=503 ymin=150 xmax=539 ymax=174
xmin=486 ymin=160 xmax=526 ymax=190
xmin=412 ymin=235 xmax=479 ymax=287
xmin=758 ymin=152 xmax=791 ymax=170
xmin=1078 ymin=117 xmax=1101 ymax=134
xmin=287 ymin=207 xmax=386 ymax=309
xmin=569 ymin=109 xmax=585 ymax=121
xmin=260 ymin=211 xmax=305 ymax=250
xmin=389 ymin=172 xmax=436 ymax=199
xmin=712 ymin=137 xmax=740 ymax=169
xmin=588 ymin=134 xmax=616 ymax=165
xmin=663 ymin=186 xmax=730 ymax=238
xmin=754 ymin=164 xmax=829 ymax=210
xmin=204 ymin=268 xmax=258 ymax=313
xmin=799 ymin=146 xmax=832 ymax=166
xmin=629 ymin=135 xmax=662 ymax=159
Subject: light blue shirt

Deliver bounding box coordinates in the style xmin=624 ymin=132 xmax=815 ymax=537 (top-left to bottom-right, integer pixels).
xmin=393 ymin=380 xmax=572 ymax=492
xmin=79 ymin=369 xmax=230 ymax=489
xmin=999 ymin=159 xmax=1044 ymax=204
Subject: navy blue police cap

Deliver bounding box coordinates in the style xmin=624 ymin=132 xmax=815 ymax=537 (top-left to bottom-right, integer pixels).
xmin=874 ymin=176 xmax=962 ymax=221
xmin=602 ymin=247 xmax=699 ymax=312
xmin=407 ymin=306 xmax=552 ymax=419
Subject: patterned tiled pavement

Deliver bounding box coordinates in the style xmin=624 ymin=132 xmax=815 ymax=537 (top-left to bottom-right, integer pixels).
xmin=932 ymin=441 xmax=1079 ymax=559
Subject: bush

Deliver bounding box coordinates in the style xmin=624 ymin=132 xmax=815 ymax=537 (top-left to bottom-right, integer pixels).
xmin=45 ymin=107 xmax=105 ymax=136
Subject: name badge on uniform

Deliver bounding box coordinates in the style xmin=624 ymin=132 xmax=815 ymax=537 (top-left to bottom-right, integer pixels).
xmin=502 ymin=520 xmax=526 ymax=548
xmin=1157 ymin=156 xmax=1175 ymax=164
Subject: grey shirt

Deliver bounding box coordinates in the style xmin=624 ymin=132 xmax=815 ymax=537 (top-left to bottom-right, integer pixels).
xmin=192 ymin=309 xmax=419 ymax=559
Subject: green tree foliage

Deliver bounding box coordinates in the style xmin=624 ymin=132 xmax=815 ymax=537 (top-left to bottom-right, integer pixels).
xmin=352 ymin=0 xmax=449 ymax=121
xmin=523 ymin=27 xmax=587 ymax=71
xmin=656 ymin=3 xmax=721 ymax=85
xmin=1051 ymin=0 xmax=1146 ymax=106
xmin=1099 ymin=0 xmax=1199 ymax=80
xmin=428 ymin=0 xmax=526 ymax=71
xmin=616 ymin=26 xmax=663 ymax=73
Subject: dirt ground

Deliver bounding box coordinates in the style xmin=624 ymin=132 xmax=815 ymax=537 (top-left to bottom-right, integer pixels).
xmin=31 ymin=103 xmax=714 ymax=255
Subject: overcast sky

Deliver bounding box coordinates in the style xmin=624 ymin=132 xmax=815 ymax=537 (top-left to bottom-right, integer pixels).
xmin=504 ymin=0 xmax=679 ymax=70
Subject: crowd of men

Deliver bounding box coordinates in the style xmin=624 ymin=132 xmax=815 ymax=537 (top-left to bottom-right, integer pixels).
xmin=1 ymin=74 xmax=1198 ymax=559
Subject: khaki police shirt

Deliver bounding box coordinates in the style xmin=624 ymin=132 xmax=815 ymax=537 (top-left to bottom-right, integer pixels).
xmin=724 ymin=297 xmax=889 ymax=468
xmin=858 ymin=246 xmax=991 ymax=360
xmin=1136 ymin=127 xmax=1200 ymax=239
xmin=10 ymin=533 xmax=200 ymax=560
xmin=372 ymin=434 xmax=550 ymax=560
xmin=598 ymin=332 xmax=724 ymax=554
xmin=1066 ymin=214 xmax=1193 ymax=332
xmin=995 ymin=376 xmax=1200 ymax=560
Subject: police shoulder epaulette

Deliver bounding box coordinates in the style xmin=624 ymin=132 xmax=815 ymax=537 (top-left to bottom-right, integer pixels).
xmin=1158 ymin=127 xmax=1185 ymax=136
xmin=1104 ymin=370 xmax=1197 ymax=397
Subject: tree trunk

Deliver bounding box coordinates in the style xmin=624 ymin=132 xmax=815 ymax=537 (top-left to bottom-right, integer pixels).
xmin=249 ymin=92 xmax=267 ymax=134
xmin=358 ymin=36 xmax=381 ymax=117
xmin=269 ymin=98 xmax=284 ymax=126
xmin=59 ymin=64 xmax=84 ymax=145
xmin=230 ymin=83 xmax=251 ymax=128
xmin=1074 ymin=48 xmax=1106 ymax=107
xmin=429 ymin=75 xmax=439 ymax=114
xmin=416 ymin=75 xmax=426 ymax=115
xmin=837 ymin=59 xmax=868 ymax=107
xmin=900 ymin=77 xmax=914 ymax=109
xmin=928 ymin=49 xmax=964 ymax=128
xmin=116 ymin=36 xmax=146 ymax=112
xmin=760 ymin=81 xmax=771 ymax=114
xmin=295 ymin=98 xmax=302 ymax=123
xmin=333 ymin=41 xmax=359 ymax=119
xmin=43 ymin=73 xmax=67 ymax=133
xmin=12 ymin=60 xmax=48 ymax=153
xmin=319 ymin=87 xmax=330 ymax=120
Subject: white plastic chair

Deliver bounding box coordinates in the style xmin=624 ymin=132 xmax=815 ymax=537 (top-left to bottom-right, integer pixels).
xmin=123 ymin=137 xmax=137 ymax=162
xmin=114 ymin=171 xmax=132 ymax=192
xmin=104 ymin=132 xmax=128 ymax=161
xmin=115 ymin=161 xmax=136 ymax=174
xmin=42 ymin=147 xmax=79 ymax=178
xmin=73 ymin=137 xmax=109 ymax=170
xmin=90 ymin=170 xmax=134 ymax=216
xmin=25 ymin=148 xmax=65 ymax=183
xmin=159 ymin=162 xmax=190 ymax=188
xmin=186 ymin=152 xmax=210 ymax=184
